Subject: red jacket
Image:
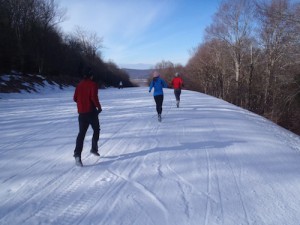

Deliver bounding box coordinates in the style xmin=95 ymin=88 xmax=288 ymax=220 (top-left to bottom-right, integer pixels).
xmin=74 ymin=78 xmax=101 ymax=113
xmin=171 ymin=77 xmax=183 ymax=89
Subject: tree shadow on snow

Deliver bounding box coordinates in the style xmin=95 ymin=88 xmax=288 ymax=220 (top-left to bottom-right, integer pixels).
xmin=96 ymin=140 xmax=245 ymax=167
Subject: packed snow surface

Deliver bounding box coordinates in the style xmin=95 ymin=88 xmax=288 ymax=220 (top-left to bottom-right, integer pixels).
xmin=1 ymin=87 xmax=300 ymax=225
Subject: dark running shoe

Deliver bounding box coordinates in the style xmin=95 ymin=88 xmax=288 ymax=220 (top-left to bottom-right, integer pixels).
xmin=75 ymin=157 xmax=83 ymax=167
xmin=158 ymin=114 xmax=162 ymax=122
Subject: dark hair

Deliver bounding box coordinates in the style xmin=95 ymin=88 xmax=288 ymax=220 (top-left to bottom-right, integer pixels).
xmin=83 ymin=67 xmax=93 ymax=78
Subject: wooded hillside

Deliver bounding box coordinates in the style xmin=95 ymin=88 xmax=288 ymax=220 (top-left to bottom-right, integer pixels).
xmin=153 ymin=0 xmax=300 ymax=135
xmin=0 ymin=0 xmax=134 ymax=88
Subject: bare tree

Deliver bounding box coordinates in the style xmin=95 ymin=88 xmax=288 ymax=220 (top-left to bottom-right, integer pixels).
xmin=255 ymin=0 xmax=300 ymax=119
xmin=0 ymin=0 xmax=66 ymax=73
xmin=205 ymin=0 xmax=254 ymax=105
xmin=184 ymin=0 xmax=300 ymax=134
xmin=72 ymin=26 xmax=103 ymax=60
xmin=36 ymin=0 xmax=66 ymax=28
xmin=154 ymin=60 xmax=176 ymax=84
xmin=35 ymin=0 xmax=66 ymax=73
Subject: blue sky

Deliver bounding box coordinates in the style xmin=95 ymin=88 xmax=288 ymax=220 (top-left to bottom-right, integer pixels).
xmin=58 ymin=0 xmax=222 ymax=69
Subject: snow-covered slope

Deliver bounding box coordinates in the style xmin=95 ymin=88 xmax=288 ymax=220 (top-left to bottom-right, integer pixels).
xmin=1 ymin=87 xmax=300 ymax=225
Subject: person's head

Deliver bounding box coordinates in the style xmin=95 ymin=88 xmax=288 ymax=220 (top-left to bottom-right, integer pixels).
xmin=83 ymin=67 xmax=93 ymax=79
xmin=175 ymin=72 xmax=179 ymax=77
xmin=153 ymin=71 xmax=160 ymax=78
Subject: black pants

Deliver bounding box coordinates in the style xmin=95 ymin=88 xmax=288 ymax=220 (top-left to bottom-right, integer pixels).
xmin=74 ymin=112 xmax=100 ymax=158
xmin=174 ymin=89 xmax=181 ymax=101
xmin=154 ymin=95 xmax=164 ymax=115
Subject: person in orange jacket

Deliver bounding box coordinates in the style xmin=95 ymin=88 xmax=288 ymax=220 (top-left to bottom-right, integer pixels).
xmin=73 ymin=68 xmax=102 ymax=167
xmin=171 ymin=72 xmax=184 ymax=108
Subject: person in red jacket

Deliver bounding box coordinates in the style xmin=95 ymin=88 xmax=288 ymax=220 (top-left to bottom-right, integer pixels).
xmin=171 ymin=72 xmax=184 ymax=108
xmin=73 ymin=69 xmax=102 ymax=167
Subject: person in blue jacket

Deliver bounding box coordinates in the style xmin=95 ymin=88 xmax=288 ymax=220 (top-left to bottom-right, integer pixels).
xmin=149 ymin=71 xmax=168 ymax=122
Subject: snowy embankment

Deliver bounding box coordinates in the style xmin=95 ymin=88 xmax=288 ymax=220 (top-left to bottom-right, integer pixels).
xmin=1 ymin=87 xmax=300 ymax=225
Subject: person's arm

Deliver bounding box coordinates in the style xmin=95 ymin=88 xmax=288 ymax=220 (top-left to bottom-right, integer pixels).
xmin=171 ymin=78 xmax=174 ymax=88
xmin=73 ymin=87 xmax=78 ymax=102
xmin=149 ymin=81 xmax=153 ymax=92
xmin=91 ymin=83 xmax=102 ymax=112
xmin=162 ymin=79 xmax=168 ymax=88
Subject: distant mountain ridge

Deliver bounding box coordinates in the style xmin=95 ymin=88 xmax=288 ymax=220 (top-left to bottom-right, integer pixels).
xmin=122 ymin=68 xmax=153 ymax=79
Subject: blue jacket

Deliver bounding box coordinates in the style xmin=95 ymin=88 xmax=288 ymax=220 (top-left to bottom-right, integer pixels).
xmin=149 ymin=77 xmax=168 ymax=96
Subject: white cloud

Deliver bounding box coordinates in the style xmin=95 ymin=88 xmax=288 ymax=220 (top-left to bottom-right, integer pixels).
xmin=59 ymin=0 xmax=174 ymax=66
xmin=60 ymin=1 xmax=170 ymax=41
xmin=57 ymin=0 xmax=209 ymax=67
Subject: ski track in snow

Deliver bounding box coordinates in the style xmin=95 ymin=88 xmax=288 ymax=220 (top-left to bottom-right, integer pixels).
xmin=1 ymin=87 xmax=300 ymax=225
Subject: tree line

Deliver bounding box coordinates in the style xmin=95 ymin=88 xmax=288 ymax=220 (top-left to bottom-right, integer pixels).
xmin=0 ymin=0 xmax=134 ymax=87
xmin=153 ymin=0 xmax=300 ymax=135
xmin=1 ymin=0 xmax=299 ymax=134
